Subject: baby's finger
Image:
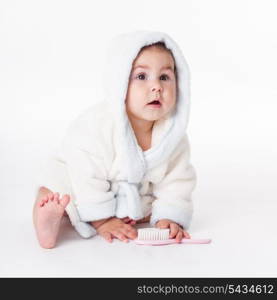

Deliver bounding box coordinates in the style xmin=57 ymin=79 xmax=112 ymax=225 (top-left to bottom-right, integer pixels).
xmin=169 ymin=223 xmax=179 ymax=238
xmin=183 ymin=230 xmax=191 ymax=239
xmin=122 ymin=217 xmax=136 ymax=224
xmin=156 ymin=220 xmax=170 ymax=229
xmin=101 ymin=232 xmax=113 ymax=243
xmin=175 ymin=231 xmax=184 ymax=243
xmin=112 ymin=231 xmax=129 ymax=243
xmin=121 ymin=226 xmax=137 ymax=240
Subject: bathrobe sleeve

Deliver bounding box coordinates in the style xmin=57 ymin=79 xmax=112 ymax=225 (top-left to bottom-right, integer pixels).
xmin=150 ymin=135 xmax=196 ymax=230
xmin=61 ymin=114 xmax=116 ymax=222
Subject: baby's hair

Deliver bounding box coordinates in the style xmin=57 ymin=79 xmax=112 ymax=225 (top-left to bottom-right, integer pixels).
xmin=138 ymin=41 xmax=177 ymax=76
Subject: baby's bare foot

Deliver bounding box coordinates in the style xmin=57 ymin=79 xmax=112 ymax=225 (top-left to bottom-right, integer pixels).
xmin=34 ymin=192 xmax=70 ymax=249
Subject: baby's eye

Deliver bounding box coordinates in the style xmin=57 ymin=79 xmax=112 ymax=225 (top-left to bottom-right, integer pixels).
xmin=160 ymin=74 xmax=170 ymax=81
xmin=136 ymin=73 xmax=146 ymax=80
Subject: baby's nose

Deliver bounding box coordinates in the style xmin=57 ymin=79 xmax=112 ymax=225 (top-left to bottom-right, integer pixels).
xmin=151 ymin=82 xmax=163 ymax=92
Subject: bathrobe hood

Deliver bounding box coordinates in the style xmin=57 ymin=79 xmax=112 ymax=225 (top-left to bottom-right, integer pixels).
xmin=102 ymin=30 xmax=191 ymax=183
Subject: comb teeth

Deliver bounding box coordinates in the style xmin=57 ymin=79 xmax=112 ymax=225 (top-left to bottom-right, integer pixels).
xmin=137 ymin=228 xmax=170 ymax=240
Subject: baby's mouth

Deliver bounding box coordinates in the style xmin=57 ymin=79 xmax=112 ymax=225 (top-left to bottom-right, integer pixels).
xmin=147 ymin=100 xmax=162 ymax=108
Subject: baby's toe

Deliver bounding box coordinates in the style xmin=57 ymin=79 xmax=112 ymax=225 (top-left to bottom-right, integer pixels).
xmin=60 ymin=194 xmax=70 ymax=208
xmin=39 ymin=196 xmax=48 ymax=206
xmin=53 ymin=192 xmax=60 ymax=203
xmin=48 ymin=193 xmax=54 ymax=201
xmin=44 ymin=195 xmax=50 ymax=201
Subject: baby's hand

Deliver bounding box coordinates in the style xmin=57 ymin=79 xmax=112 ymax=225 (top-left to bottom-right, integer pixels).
xmin=155 ymin=219 xmax=191 ymax=242
xmin=94 ymin=217 xmax=137 ymax=243
xmin=120 ymin=216 xmax=137 ymax=225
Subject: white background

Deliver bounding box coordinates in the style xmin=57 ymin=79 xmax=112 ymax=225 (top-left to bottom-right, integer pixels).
xmin=0 ymin=0 xmax=276 ymax=277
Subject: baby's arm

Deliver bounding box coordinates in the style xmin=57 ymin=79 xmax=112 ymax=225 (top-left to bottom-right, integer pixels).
xmin=150 ymin=135 xmax=196 ymax=233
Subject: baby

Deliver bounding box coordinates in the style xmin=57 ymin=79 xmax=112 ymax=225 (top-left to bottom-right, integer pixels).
xmin=33 ymin=31 xmax=196 ymax=248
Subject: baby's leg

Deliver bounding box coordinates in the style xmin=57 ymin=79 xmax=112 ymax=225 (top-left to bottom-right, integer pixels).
xmin=33 ymin=186 xmax=70 ymax=249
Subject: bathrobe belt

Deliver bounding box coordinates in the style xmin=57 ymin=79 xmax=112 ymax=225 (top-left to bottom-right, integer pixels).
xmin=115 ymin=181 xmax=144 ymax=220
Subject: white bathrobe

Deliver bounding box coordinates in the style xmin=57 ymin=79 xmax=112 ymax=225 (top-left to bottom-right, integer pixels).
xmin=36 ymin=30 xmax=197 ymax=238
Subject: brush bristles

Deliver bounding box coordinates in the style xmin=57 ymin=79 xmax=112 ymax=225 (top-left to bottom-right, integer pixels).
xmin=137 ymin=228 xmax=170 ymax=240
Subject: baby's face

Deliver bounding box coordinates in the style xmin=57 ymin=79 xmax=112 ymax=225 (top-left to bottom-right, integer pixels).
xmin=125 ymin=46 xmax=177 ymax=122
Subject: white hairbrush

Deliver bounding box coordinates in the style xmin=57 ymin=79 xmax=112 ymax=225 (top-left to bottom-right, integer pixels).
xmin=134 ymin=228 xmax=211 ymax=246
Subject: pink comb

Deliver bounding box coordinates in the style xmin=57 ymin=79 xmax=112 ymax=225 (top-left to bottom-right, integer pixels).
xmin=134 ymin=228 xmax=211 ymax=246
xmin=134 ymin=238 xmax=211 ymax=246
